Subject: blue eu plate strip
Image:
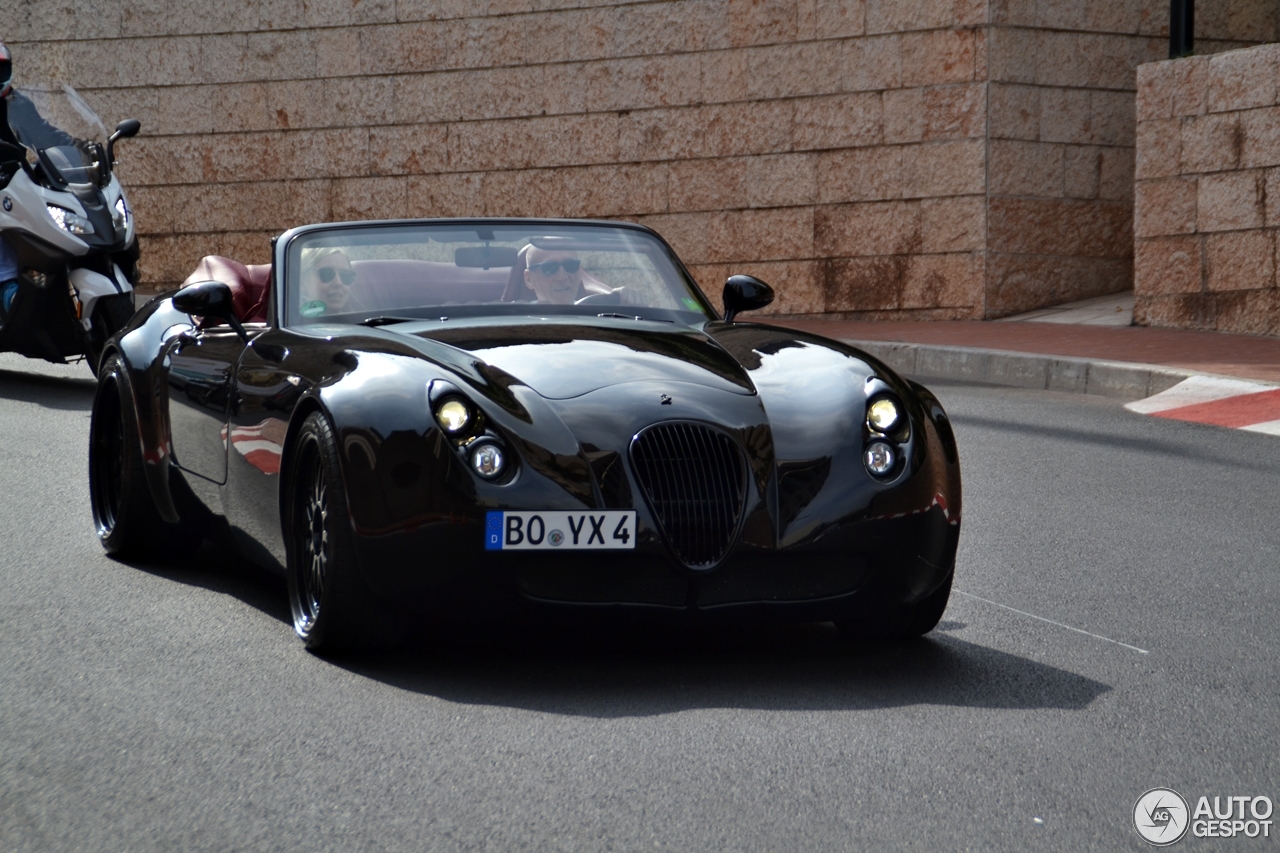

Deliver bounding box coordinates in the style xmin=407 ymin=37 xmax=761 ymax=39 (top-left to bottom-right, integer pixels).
xmin=484 ymin=511 xmax=503 ymax=551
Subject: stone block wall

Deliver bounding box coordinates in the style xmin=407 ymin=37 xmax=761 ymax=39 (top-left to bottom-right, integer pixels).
xmin=6 ymin=0 xmax=1277 ymax=319
xmin=1135 ymin=41 xmax=1280 ymax=335
xmin=984 ymin=0 xmax=1273 ymax=316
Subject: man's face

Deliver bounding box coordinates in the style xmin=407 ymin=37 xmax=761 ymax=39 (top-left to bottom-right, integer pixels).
xmin=301 ymin=251 xmax=356 ymax=312
xmin=523 ymin=249 xmax=581 ymax=304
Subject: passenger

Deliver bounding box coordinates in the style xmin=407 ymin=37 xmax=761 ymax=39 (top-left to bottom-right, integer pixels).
xmin=522 ymin=246 xmax=584 ymax=305
xmin=298 ymin=248 xmax=363 ymax=316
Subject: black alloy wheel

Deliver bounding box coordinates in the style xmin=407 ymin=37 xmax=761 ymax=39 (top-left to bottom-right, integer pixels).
xmin=292 ymin=436 xmax=329 ymax=637
xmin=286 ymin=412 xmax=381 ymax=653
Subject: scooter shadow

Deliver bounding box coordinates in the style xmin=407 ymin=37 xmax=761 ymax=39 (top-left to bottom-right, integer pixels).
xmin=0 ymin=366 xmax=96 ymax=411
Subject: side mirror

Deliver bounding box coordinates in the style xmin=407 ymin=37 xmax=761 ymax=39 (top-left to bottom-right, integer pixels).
xmin=173 ymin=280 xmax=247 ymax=342
xmin=722 ymin=274 xmax=775 ymax=323
xmin=107 ymin=118 xmax=141 ymax=165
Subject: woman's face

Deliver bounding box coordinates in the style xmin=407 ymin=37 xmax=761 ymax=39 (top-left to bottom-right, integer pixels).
xmin=300 ymin=251 xmax=356 ymax=313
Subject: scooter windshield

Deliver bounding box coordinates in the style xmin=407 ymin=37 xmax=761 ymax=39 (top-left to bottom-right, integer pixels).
xmin=9 ymin=84 xmax=109 ymax=187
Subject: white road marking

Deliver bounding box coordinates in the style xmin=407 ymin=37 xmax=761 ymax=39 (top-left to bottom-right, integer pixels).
xmin=1241 ymin=419 xmax=1280 ymax=435
xmin=955 ymin=590 xmax=1150 ymax=654
xmin=1125 ymin=375 xmax=1273 ymax=414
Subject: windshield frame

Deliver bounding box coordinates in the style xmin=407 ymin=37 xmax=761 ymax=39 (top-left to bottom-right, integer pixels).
xmin=273 ymin=218 xmax=721 ymax=330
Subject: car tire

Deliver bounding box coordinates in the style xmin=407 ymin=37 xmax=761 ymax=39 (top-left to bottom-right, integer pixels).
xmin=285 ymin=411 xmax=384 ymax=654
xmin=835 ymin=569 xmax=953 ymax=641
xmin=89 ymin=354 xmax=200 ymax=558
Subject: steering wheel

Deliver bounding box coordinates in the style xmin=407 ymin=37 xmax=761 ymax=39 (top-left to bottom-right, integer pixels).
xmin=574 ymin=289 xmax=625 ymax=307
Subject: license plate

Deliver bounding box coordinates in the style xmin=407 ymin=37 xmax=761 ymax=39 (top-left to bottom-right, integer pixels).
xmin=485 ymin=510 xmax=636 ymax=550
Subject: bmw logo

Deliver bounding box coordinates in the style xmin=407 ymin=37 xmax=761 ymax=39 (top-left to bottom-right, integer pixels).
xmin=2 ymin=197 xmax=10 ymax=212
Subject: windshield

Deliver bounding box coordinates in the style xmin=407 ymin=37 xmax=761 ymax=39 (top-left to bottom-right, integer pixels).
xmin=284 ymin=223 xmax=715 ymax=327
xmin=9 ymin=84 xmax=108 ymax=186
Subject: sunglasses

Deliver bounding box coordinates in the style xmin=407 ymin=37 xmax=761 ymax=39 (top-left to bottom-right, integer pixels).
xmin=529 ymin=258 xmax=581 ymax=276
xmin=316 ymin=266 xmax=356 ymax=285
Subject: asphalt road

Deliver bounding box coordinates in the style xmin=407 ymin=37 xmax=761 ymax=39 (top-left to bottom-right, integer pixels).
xmin=2 ymin=352 xmax=1278 ymax=852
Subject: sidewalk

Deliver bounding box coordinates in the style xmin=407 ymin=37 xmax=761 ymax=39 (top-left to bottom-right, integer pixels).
xmin=776 ymin=292 xmax=1280 ymax=402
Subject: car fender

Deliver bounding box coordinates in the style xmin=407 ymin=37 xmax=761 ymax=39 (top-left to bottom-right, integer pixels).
xmin=298 ymin=347 xmax=592 ymax=537
xmin=111 ymin=295 xmax=191 ymax=524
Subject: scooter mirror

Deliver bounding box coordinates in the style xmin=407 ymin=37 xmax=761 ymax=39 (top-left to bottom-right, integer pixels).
xmin=113 ymin=119 xmax=141 ymax=140
xmin=107 ymin=119 xmax=141 ymax=167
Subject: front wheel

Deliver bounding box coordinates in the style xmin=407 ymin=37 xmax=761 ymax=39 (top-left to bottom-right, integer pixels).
xmin=285 ymin=412 xmax=385 ymax=653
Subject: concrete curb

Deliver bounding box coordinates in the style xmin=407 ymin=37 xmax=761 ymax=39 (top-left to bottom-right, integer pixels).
xmin=842 ymin=339 xmax=1208 ymax=402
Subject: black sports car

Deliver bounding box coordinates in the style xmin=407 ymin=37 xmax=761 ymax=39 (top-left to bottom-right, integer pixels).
xmin=89 ymin=218 xmax=961 ymax=652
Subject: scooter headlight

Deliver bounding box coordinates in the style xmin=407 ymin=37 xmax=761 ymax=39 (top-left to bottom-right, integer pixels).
xmin=47 ymin=204 xmax=93 ymax=236
xmin=112 ymin=197 xmax=129 ymax=232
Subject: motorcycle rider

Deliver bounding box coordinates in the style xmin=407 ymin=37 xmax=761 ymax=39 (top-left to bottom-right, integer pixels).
xmin=0 ymin=41 xmax=80 ymax=322
xmin=0 ymin=42 xmax=18 ymax=319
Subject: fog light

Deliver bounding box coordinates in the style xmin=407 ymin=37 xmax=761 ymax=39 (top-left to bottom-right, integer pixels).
xmin=867 ymin=397 xmax=901 ymax=432
xmin=434 ymin=398 xmax=472 ymax=435
xmin=470 ymin=443 xmax=504 ymax=478
xmin=864 ymin=441 xmax=895 ymax=476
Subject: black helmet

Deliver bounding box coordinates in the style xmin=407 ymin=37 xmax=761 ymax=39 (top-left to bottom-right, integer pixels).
xmin=0 ymin=42 xmax=10 ymax=98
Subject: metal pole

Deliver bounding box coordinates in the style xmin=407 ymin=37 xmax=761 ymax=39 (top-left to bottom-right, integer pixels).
xmin=1170 ymin=0 xmax=1194 ymax=58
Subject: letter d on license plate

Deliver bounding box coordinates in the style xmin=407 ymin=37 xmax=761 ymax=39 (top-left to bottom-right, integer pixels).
xmin=485 ymin=511 xmax=636 ymax=550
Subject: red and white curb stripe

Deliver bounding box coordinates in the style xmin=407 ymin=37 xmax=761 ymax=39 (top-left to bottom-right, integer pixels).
xmin=1126 ymin=376 xmax=1280 ymax=434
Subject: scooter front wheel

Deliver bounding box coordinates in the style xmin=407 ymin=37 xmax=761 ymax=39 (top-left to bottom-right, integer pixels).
xmin=85 ymin=293 xmax=136 ymax=376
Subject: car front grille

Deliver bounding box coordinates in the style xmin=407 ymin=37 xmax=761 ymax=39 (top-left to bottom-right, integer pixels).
xmin=630 ymin=422 xmax=747 ymax=568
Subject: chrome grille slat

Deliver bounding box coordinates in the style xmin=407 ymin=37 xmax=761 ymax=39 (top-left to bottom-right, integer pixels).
xmin=631 ymin=422 xmax=747 ymax=568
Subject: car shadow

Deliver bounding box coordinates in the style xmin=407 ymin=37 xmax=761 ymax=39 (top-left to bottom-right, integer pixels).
xmin=117 ymin=541 xmax=1109 ymax=718
xmin=336 ymin=616 xmax=1111 ymax=718
xmin=112 ymin=540 xmax=291 ymax=626
xmin=0 ymin=367 xmax=96 ymax=411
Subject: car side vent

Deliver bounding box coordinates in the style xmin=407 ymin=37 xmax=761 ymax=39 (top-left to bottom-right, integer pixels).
xmin=630 ymin=422 xmax=747 ymax=568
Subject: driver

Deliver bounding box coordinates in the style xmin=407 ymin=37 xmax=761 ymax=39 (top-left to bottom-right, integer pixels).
xmin=298 ymin=248 xmax=364 ymax=317
xmin=523 ymin=246 xmax=583 ymax=304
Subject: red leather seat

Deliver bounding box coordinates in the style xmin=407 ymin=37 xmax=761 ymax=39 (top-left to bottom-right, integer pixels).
xmin=182 ymin=256 xmax=270 ymax=323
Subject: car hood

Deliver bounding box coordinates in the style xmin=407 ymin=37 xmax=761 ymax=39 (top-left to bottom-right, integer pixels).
xmin=407 ymin=319 xmax=756 ymax=399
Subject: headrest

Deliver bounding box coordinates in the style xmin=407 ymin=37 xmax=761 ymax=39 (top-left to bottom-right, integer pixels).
xmin=502 ymin=245 xmax=536 ymax=302
xmin=182 ymin=255 xmax=270 ymax=323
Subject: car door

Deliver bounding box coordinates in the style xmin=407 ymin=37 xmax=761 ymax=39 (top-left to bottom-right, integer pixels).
xmin=220 ymin=329 xmax=306 ymax=570
xmin=166 ymin=324 xmax=246 ymax=488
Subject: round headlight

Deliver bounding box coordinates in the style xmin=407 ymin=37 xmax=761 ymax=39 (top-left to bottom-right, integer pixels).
xmin=864 ymin=441 xmax=896 ymax=477
xmin=434 ymin=399 xmax=472 ymax=434
xmin=867 ymin=397 xmax=901 ymax=433
xmin=470 ymin=443 xmax=505 ymax=479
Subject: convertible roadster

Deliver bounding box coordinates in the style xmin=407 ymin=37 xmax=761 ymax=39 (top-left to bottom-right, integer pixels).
xmin=88 ymin=218 xmax=961 ymax=652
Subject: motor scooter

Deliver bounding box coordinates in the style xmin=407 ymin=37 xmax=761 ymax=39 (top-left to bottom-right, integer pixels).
xmin=0 ymin=83 xmax=140 ymax=374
